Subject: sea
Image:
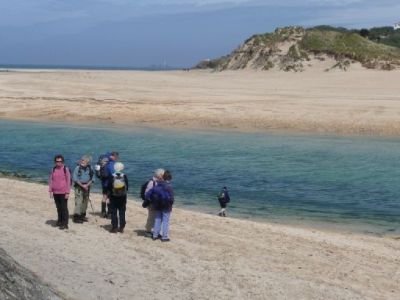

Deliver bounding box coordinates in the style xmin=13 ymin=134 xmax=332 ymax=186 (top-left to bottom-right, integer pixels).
xmin=1 ymin=119 xmax=400 ymax=236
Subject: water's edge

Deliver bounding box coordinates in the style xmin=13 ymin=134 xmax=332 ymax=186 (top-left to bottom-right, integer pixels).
xmin=2 ymin=173 xmax=397 ymax=239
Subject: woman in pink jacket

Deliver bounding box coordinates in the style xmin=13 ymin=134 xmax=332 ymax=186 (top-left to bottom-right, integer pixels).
xmin=48 ymin=155 xmax=71 ymax=230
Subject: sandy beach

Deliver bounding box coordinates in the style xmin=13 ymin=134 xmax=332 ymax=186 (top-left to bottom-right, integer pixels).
xmin=1 ymin=68 xmax=400 ymax=135
xmin=0 ymin=177 xmax=399 ymax=299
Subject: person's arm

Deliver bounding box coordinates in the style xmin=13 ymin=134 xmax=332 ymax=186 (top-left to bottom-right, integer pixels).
xmin=65 ymin=168 xmax=71 ymax=199
xmin=48 ymin=170 xmax=53 ymax=198
xmin=124 ymin=175 xmax=129 ymax=191
xmin=72 ymin=167 xmax=79 ymax=184
xmin=169 ymin=186 xmax=174 ymax=205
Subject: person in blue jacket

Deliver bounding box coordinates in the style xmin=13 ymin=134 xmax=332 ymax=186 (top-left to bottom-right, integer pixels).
xmin=102 ymin=151 xmax=119 ymax=218
xmin=145 ymin=170 xmax=174 ymax=242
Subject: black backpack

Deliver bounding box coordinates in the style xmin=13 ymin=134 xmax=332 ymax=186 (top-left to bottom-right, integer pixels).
xmin=77 ymin=165 xmax=94 ymax=180
xmin=140 ymin=179 xmax=155 ymax=200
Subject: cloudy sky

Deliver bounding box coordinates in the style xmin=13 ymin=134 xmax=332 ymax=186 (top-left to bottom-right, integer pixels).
xmin=0 ymin=0 xmax=398 ymax=67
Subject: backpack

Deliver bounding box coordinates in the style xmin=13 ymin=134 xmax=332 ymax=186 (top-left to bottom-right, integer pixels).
xmin=112 ymin=172 xmax=127 ymax=196
xmin=150 ymin=183 xmax=172 ymax=211
xmin=218 ymin=189 xmax=230 ymax=203
xmin=95 ymin=154 xmax=110 ymax=179
xmin=77 ymin=165 xmax=94 ymax=180
xmin=140 ymin=179 xmax=155 ymax=200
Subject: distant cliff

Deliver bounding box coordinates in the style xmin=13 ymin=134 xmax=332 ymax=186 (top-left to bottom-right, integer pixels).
xmin=195 ymin=26 xmax=400 ymax=71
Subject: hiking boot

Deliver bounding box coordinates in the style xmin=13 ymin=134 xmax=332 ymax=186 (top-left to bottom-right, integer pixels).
xmin=152 ymin=236 xmax=159 ymax=241
xmin=106 ymin=204 xmax=111 ymax=218
xmin=161 ymin=238 xmax=170 ymax=242
xmin=110 ymin=227 xmax=118 ymax=233
xmin=73 ymin=215 xmax=83 ymax=223
xmin=59 ymin=224 xmax=69 ymax=230
xmin=56 ymin=220 xmax=62 ymax=227
xmin=80 ymin=216 xmax=89 ymax=222
xmin=144 ymin=231 xmax=153 ymax=238
xmin=101 ymin=202 xmax=107 ymax=217
xmin=118 ymin=227 xmax=124 ymax=233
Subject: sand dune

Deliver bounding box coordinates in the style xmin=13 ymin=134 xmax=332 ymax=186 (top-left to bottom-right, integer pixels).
xmin=1 ymin=69 xmax=400 ymax=135
xmin=0 ymin=177 xmax=399 ymax=299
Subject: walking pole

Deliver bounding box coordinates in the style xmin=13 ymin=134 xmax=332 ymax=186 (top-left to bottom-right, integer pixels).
xmin=88 ymin=198 xmax=98 ymax=223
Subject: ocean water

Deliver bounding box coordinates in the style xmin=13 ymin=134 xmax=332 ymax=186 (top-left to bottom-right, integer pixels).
xmin=1 ymin=119 xmax=400 ymax=235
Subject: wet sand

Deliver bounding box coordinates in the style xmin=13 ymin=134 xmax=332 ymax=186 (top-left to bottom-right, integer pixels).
xmin=1 ymin=69 xmax=400 ymax=135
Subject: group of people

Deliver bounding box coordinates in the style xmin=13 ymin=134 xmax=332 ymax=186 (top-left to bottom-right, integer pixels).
xmin=48 ymin=152 xmax=176 ymax=241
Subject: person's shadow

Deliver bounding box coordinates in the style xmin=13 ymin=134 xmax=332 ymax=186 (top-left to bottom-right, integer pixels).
xmin=100 ymin=224 xmax=113 ymax=232
xmin=133 ymin=229 xmax=149 ymax=237
xmin=45 ymin=220 xmax=58 ymax=227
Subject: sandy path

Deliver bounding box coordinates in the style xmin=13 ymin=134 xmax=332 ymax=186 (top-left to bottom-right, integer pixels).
xmin=1 ymin=69 xmax=400 ymax=135
xmin=0 ymin=177 xmax=399 ymax=299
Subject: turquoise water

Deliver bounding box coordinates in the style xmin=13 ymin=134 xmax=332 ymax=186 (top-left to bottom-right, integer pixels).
xmin=1 ymin=119 xmax=400 ymax=235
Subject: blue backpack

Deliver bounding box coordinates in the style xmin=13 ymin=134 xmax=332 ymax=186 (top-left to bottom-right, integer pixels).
xmin=150 ymin=182 xmax=172 ymax=210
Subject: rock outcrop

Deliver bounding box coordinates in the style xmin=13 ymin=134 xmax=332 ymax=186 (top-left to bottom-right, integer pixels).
xmin=0 ymin=248 xmax=62 ymax=300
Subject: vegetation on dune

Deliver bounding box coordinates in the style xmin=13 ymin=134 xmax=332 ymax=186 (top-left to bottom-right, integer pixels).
xmin=300 ymin=30 xmax=400 ymax=67
xmin=195 ymin=25 xmax=400 ymax=71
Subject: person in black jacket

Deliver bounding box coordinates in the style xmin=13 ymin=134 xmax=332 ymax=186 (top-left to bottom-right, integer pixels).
xmin=107 ymin=162 xmax=128 ymax=233
xmin=217 ymin=186 xmax=230 ymax=217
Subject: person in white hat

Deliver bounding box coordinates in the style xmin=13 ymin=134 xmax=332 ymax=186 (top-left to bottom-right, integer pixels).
xmin=107 ymin=162 xmax=129 ymax=233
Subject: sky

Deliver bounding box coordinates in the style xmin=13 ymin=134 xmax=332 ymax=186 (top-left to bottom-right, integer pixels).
xmin=0 ymin=0 xmax=398 ymax=68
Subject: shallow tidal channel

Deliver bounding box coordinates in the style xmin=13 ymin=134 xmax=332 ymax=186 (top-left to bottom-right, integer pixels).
xmin=1 ymin=119 xmax=400 ymax=235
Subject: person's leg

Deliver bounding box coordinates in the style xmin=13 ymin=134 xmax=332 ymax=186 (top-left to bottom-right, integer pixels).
xmin=60 ymin=195 xmax=69 ymax=227
xmin=218 ymin=201 xmax=226 ymax=217
xmin=161 ymin=210 xmax=171 ymax=240
xmin=109 ymin=198 xmax=118 ymax=231
xmin=73 ymin=186 xmax=83 ymax=223
xmin=101 ymin=187 xmax=108 ymax=217
xmin=152 ymin=211 xmax=162 ymax=239
xmin=118 ymin=198 xmax=127 ymax=232
xmin=106 ymin=201 xmax=111 ymax=218
xmin=80 ymin=189 xmax=89 ymax=221
xmin=53 ymin=194 xmax=62 ymax=225
xmin=145 ymin=205 xmax=156 ymax=233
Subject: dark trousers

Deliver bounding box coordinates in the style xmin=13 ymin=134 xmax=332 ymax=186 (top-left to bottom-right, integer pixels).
xmin=110 ymin=197 xmax=126 ymax=229
xmin=219 ymin=200 xmax=227 ymax=209
xmin=54 ymin=194 xmax=69 ymax=226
